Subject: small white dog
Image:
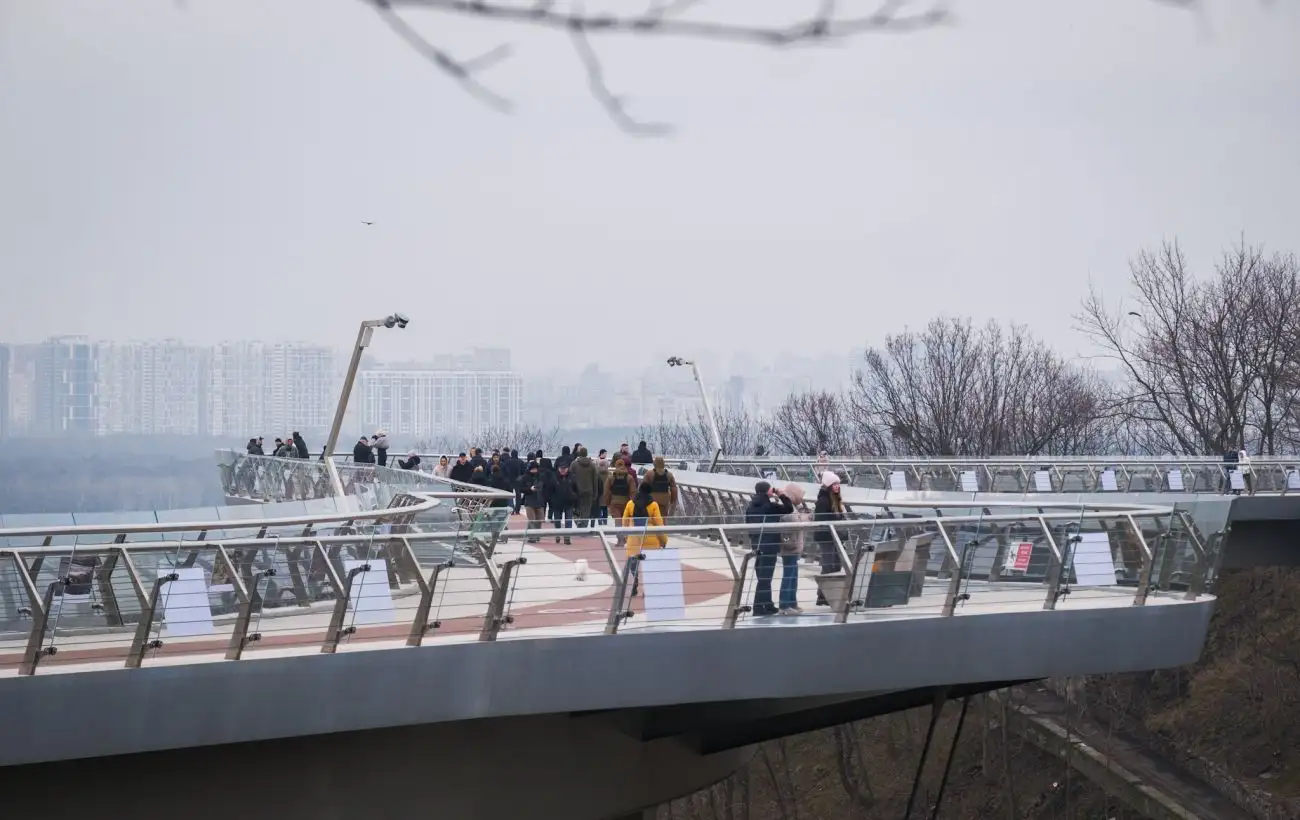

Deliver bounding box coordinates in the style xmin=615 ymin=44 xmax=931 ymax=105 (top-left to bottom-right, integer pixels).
xmin=574 ymin=558 xmax=589 ymax=582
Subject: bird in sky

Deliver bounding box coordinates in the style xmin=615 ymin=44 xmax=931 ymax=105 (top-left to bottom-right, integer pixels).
xmin=361 ymin=220 xmax=374 ymax=226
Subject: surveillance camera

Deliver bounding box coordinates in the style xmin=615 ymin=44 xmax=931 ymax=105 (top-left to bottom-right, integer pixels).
xmin=393 ymin=312 xmax=409 ymax=329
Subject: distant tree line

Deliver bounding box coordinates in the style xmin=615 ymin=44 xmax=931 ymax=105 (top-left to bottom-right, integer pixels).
xmin=639 ymin=238 xmax=1300 ymax=458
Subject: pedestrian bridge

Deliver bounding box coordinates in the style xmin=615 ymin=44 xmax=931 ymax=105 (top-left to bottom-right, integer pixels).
xmin=3 ymin=452 xmax=1275 ymax=818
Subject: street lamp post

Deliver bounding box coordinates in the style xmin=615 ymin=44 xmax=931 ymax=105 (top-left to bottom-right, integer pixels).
xmin=322 ymin=313 xmax=410 ymax=497
xmin=667 ymin=356 xmax=723 ymax=473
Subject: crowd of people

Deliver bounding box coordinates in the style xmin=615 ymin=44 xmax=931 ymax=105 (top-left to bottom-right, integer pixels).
xmin=243 ymin=433 xmax=845 ymax=617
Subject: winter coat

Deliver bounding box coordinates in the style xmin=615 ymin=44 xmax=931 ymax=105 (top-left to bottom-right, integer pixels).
xmin=275 ymin=444 xmax=296 ymax=458
xmin=372 ymin=434 xmax=389 ymax=454
xmin=744 ymin=492 xmax=794 ymax=554
xmin=622 ymin=499 xmax=666 ymax=556
xmin=555 ymin=446 xmax=574 ymax=471
xmin=780 ymin=483 xmax=809 ymax=555
xmin=449 ymin=461 xmax=474 ymax=484
xmin=488 ymin=471 xmax=514 ymax=507
xmin=352 ymin=441 xmax=374 ymax=463
xmin=630 ymin=445 xmax=654 ymax=466
xmin=544 ymin=471 xmax=580 ymax=511
xmin=434 ymin=462 xmax=451 ymax=479
xmin=569 ymin=455 xmax=601 ymax=505
xmin=398 ymin=454 xmax=421 ymax=470
xmin=517 ymin=471 xmax=546 ymax=509
xmin=813 ymin=488 xmax=847 ymax=546
xmin=292 ymin=434 xmax=309 ymax=459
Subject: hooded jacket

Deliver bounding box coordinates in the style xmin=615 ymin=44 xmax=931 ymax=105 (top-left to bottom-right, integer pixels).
xmin=744 ymin=488 xmax=794 ymax=554
xmin=569 ymin=449 xmax=601 ymax=504
xmin=488 ymin=468 xmax=514 ymax=506
xmin=622 ymin=485 xmax=666 ymax=556
xmin=630 ymin=442 xmax=654 ymax=466
xmin=555 ymin=445 xmax=574 ymax=471
xmin=643 ymin=456 xmax=678 ymax=514
xmin=604 ymin=461 xmax=637 ymax=506
xmin=292 ymin=433 xmax=309 ymax=459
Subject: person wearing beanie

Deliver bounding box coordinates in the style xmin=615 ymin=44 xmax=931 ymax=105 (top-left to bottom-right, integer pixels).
xmin=644 ymin=455 xmax=679 ymax=521
xmin=813 ymin=471 xmax=846 ymax=606
xmin=744 ymin=480 xmax=794 ymax=617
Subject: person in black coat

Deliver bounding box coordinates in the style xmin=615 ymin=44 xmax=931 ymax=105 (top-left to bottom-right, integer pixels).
xmin=397 ymin=451 xmax=421 ymax=470
xmin=488 ymin=466 xmax=514 ymax=508
xmin=544 ymin=462 xmax=580 ymax=544
xmin=449 ymin=453 xmax=474 ymax=484
xmin=813 ymin=471 xmax=847 ymax=606
xmin=630 ymin=440 xmax=654 ymax=466
xmin=517 ymin=463 xmax=546 ymax=542
xmin=744 ymin=480 xmax=794 ymax=617
xmin=292 ymin=432 xmax=309 ymax=459
xmin=352 ymin=436 xmax=374 ymax=464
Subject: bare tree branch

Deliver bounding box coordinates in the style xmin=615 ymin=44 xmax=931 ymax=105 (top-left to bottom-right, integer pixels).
xmin=369 ymin=0 xmax=948 ymax=132
xmin=372 ymin=0 xmax=515 ymax=112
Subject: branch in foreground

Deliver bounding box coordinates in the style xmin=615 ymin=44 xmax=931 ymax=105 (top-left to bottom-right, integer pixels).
xmin=367 ymin=0 xmax=949 ymax=133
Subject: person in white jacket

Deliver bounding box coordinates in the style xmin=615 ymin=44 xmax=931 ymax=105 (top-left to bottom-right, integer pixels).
xmin=372 ymin=429 xmax=390 ymax=467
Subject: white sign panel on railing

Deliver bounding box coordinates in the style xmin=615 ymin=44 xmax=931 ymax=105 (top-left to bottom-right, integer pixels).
xmin=1071 ymin=532 xmax=1117 ymax=586
xmin=1100 ymin=470 xmax=1118 ymax=492
xmin=343 ymin=558 xmax=395 ymax=625
xmin=1288 ymin=470 xmax=1300 ymax=491
xmin=959 ymin=471 xmax=979 ymax=492
xmin=1033 ymin=471 xmax=1053 ymax=492
xmin=159 ymin=567 xmax=214 ymax=637
xmin=888 ymin=471 xmax=908 ymax=491
xmin=1229 ymin=470 xmax=1245 ymax=491
xmin=641 ymin=548 xmax=686 ymax=622
xmin=1004 ymin=542 xmax=1034 ymax=573
xmin=1167 ymin=470 xmax=1184 ymax=491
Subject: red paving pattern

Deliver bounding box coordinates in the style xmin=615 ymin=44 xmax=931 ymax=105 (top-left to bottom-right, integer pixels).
xmin=0 ymin=516 xmax=734 ymax=673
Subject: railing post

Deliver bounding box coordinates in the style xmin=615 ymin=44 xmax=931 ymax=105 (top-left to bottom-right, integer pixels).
xmin=829 ymin=524 xmax=867 ymax=624
xmin=936 ymin=523 xmax=967 ymax=616
xmin=8 ymin=550 xmax=53 ymax=676
xmin=322 ymin=562 xmax=372 ymax=653
xmin=605 ymin=554 xmax=641 ymax=635
xmin=722 ymin=549 xmax=757 ymax=629
xmin=407 ymin=546 xmax=455 ymax=648
xmin=126 ymin=571 xmax=177 ymax=669
xmin=220 ymin=545 xmax=268 ymax=661
xmin=480 ymin=557 xmax=527 ymax=641
xmin=1126 ymin=514 xmax=1155 ymax=606
xmin=1037 ymin=516 xmax=1066 ymax=611
xmin=1175 ymin=509 xmax=1210 ymax=601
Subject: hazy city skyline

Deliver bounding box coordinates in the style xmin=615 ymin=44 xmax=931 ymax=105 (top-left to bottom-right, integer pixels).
xmin=3 ymin=2 xmax=1298 ymax=373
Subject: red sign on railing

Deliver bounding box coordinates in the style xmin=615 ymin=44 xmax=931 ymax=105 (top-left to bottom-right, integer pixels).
xmin=1011 ymin=542 xmax=1034 ymax=572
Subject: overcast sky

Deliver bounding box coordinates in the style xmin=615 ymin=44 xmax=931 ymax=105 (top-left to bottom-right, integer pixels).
xmin=2 ymin=0 xmax=1297 ymax=375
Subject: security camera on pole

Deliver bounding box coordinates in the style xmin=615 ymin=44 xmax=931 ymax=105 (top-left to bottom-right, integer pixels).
xmin=666 ymin=356 xmax=723 ymax=473
xmin=322 ymin=314 xmax=410 ymax=497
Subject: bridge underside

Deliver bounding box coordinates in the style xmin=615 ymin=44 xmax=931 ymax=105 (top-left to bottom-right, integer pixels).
xmin=0 ymin=680 xmax=1031 ymax=820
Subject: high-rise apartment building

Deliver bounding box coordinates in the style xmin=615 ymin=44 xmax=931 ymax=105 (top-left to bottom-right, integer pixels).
xmin=209 ymin=342 xmax=338 ymax=439
xmin=358 ymin=360 xmax=522 ymax=441
xmin=95 ymin=340 xmax=211 ymax=436
xmin=32 ymin=336 xmax=96 ymax=436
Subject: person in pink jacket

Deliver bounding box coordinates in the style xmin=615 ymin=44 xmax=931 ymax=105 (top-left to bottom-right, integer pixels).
xmin=778 ymin=482 xmax=811 ymax=614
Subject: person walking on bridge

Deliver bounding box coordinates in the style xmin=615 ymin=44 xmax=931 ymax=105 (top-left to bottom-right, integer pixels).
xmin=518 ymin=463 xmax=546 ymax=543
xmin=570 ymin=447 xmax=601 ymax=527
xmin=605 ymin=459 xmax=638 ymax=549
xmin=745 ymin=480 xmax=794 ymax=617
xmin=622 ymin=481 xmax=666 ymax=598
xmin=643 ymin=456 xmax=678 ymax=521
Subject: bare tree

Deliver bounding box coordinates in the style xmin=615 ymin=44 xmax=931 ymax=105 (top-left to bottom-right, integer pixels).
xmin=637 ymin=406 xmax=766 ymax=458
xmin=369 ymin=0 xmax=948 ymax=134
xmin=849 ymin=317 xmax=1107 ymax=456
xmin=1077 ymin=239 xmax=1300 ymax=455
xmin=764 ymin=390 xmax=870 ymax=456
